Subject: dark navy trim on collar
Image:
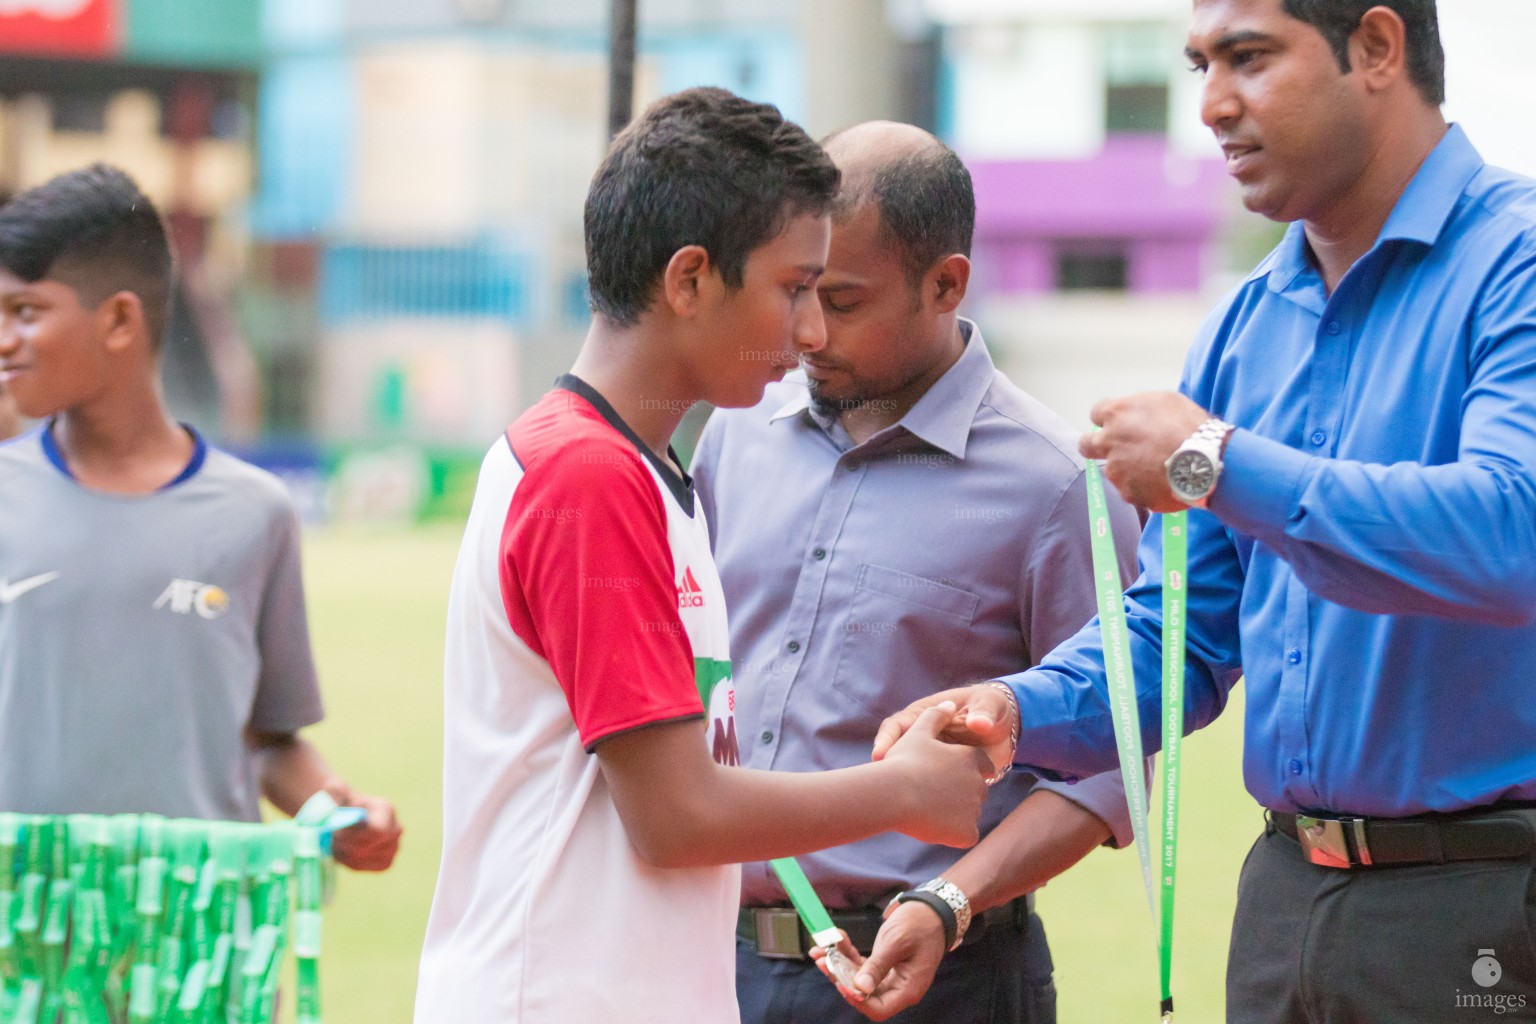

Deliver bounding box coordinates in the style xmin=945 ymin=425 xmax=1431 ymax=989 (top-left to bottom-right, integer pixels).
xmin=553 ymin=374 xmax=696 ymax=516
xmin=42 ymin=418 xmax=208 ymax=491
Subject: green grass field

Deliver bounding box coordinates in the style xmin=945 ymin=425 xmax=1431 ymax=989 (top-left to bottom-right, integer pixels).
xmin=299 ymin=525 xmax=1260 ymax=1023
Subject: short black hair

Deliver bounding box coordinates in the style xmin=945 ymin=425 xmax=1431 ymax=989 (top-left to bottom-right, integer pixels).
xmin=0 ymin=164 xmax=174 ymax=344
xmin=829 ymin=138 xmax=974 ymax=290
xmin=584 ymin=87 xmax=840 ymax=326
xmin=1283 ymin=0 xmax=1444 ymax=105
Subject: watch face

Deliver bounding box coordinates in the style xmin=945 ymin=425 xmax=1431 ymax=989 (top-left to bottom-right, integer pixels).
xmin=1168 ymin=450 xmax=1216 ymax=501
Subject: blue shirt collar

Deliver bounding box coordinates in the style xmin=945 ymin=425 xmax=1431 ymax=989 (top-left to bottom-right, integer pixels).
xmin=1260 ymin=123 xmax=1484 ymax=298
xmin=42 ymin=417 xmax=209 ymax=490
xmin=769 ymin=318 xmax=996 ymax=460
xmin=1378 ymin=122 xmax=1484 ymax=246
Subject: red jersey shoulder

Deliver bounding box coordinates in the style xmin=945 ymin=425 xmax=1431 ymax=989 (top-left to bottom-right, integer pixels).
xmin=501 ymin=390 xmax=670 ymax=528
xmin=506 ymin=389 xmax=649 ymax=479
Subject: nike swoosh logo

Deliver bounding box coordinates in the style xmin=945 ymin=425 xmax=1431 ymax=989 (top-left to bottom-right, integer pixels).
xmin=0 ymin=572 xmax=61 ymax=604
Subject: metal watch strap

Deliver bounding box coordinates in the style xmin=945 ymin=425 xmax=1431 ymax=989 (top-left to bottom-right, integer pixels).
xmin=1191 ymin=418 xmax=1234 ymax=448
xmin=902 ymin=877 xmax=972 ymax=951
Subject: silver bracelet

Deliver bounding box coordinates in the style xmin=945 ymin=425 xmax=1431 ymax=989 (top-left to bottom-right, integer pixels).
xmin=982 ymin=681 xmax=1021 ymax=786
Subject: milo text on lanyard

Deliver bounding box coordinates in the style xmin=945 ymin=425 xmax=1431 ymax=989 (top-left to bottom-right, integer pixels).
xmin=1085 ymin=459 xmax=1186 ymax=1023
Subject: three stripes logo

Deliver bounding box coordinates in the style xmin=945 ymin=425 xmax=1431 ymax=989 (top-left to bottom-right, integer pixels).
xmin=677 ymin=567 xmax=705 ymax=610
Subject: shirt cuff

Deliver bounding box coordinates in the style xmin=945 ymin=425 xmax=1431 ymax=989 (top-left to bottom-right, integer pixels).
xmin=1208 ymin=428 xmax=1316 ymax=540
xmin=1031 ymin=769 xmax=1136 ymax=849
xmin=1001 ymin=673 xmax=1083 ymax=784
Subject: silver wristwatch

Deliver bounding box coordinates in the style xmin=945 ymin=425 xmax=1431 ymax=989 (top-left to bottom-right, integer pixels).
xmin=914 ymin=877 xmax=972 ymax=951
xmin=1164 ymin=418 xmax=1234 ymax=508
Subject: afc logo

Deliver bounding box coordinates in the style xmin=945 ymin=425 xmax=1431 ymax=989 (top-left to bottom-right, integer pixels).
xmin=153 ymin=578 xmax=230 ymax=620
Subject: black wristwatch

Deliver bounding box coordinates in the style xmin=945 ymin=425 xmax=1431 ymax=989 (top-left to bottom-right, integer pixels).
xmin=891 ymin=877 xmax=972 ymax=952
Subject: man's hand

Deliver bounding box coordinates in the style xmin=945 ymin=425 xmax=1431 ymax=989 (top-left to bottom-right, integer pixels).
xmin=871 ymin=685 xmax=1017 ymax=779
xmin=879 ymin=703 xmax=993 ymax=848
xmin=1078 ymin=391 xmax=1211 ymax=512
xmin=321 ymin=779 xmax=402 ymax=872
xmin=812 ymin=900 xmax=948 ymax=1021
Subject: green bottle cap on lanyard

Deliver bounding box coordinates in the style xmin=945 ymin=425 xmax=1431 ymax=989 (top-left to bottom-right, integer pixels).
xmin=0 ymin=813 xmax=337 ymax=1024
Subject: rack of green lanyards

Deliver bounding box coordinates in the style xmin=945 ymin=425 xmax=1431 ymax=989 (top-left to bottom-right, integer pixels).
xmin=0 ymin=813 xmax=334 ymax=1024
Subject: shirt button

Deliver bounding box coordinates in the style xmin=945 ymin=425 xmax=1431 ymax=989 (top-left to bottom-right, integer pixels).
xmin=1288 ymin=758 xmax=1303 ymax=776
xmin=1287 ymin=649 xmax=1302 ymax=665
xmin=761 ymin=731 xmax=774 ymax=744
xmin=787 ymin=640 xmax=801 ymax=653
xmin=1310 ymin=430 xmax=1326 ymax=446
xmin=1326 ymin=321 xmax=1342 ymax=336
xmin=813 ymin=548 xmax=827 ymax=561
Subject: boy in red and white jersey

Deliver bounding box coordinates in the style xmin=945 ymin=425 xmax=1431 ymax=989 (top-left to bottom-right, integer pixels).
xmin=415 ymin=88 xmax=993 ymax=1024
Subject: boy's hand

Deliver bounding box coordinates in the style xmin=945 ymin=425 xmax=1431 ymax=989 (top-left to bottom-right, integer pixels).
xmin=322 ymin=780 xmax=403 ymax=872
xmin=879 ymin=703 xmax=991 ymax=848
xmin=872 ymin=685 xmax=1018 ymax=779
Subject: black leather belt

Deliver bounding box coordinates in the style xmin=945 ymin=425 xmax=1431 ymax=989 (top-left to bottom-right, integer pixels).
xmin=737 ymin=893 xmax=1034 ymax=960
xmin=1271 ymin=807 xmax=1536 ymax=869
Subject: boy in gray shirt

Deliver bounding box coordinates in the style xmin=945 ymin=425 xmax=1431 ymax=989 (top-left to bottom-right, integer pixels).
xmin=0 ymin=164 xmax=399 ymax=871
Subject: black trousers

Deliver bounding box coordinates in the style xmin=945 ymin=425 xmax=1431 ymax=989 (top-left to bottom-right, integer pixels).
xmin=1227 ymin=823 xmax=1536 ymax=1023
xmin=736 ymin=906 xmax=1056 ymax=1024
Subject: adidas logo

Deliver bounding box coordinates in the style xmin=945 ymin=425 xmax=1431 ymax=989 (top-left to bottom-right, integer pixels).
xmin=678 ymin=567 xmax=705 ymax=610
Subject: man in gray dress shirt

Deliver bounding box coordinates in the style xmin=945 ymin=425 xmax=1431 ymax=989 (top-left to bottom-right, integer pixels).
xmin=692 ymin=122 xmax=1143 ymax=1024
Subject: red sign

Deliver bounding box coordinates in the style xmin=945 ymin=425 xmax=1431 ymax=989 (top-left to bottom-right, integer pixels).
xmin=0 ymin=0 xmax=119 ymax=58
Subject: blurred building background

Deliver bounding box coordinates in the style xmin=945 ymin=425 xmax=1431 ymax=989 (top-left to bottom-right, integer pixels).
xmin=1 ymin=0 xmax=1530 ymax=520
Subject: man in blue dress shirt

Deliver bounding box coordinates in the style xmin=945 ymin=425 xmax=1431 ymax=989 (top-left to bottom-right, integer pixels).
xmin=693 ymin=121 xmax=1142 ymax=1024
xmin=861 ymin=1 xmax=1536 ymax=1021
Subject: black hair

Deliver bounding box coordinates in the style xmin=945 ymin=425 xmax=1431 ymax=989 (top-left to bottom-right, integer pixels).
xmin=583 ymin=86 xmax=840 ymax=326
xmin=829 ymin=139 xmax=974 ymax=289
xmin=1283 ymin=0 xmax=1444 ymax=105
xmin=0 ymin=164 xmax=174 ymax=345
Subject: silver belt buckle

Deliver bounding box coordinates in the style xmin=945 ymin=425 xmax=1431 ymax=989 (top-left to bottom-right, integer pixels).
xmin=1295 ymin=814 xmax=1372 ymax=868
xmin=751 ymin=908 xmax=807 ymax=959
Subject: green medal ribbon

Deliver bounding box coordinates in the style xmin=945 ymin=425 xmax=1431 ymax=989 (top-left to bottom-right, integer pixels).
xmin=1085 ymin=459 xmax=1186 ymax=1022
xmin=767 ymin=858 xmax=840 ymax=948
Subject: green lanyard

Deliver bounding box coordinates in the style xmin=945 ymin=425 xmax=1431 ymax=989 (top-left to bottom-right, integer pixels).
xmin=767 ymin=858 xmax=863 ymax=990
xmin=767 ymin=859 xmax=839 ymax=947
xmin=1085 ymin=461 xmax=1186 ymax=1022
